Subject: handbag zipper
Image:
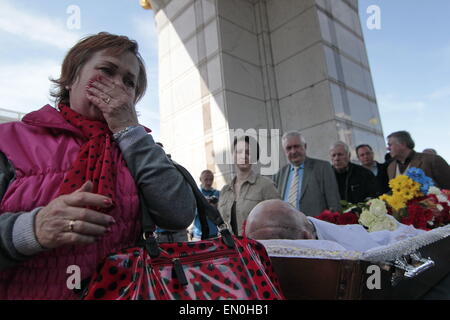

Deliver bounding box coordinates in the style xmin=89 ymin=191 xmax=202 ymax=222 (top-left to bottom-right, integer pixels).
xmin=172 ymin=258 xmax=188 ymax=286
xmin=150 ymin=249 xmax=238 ymax=286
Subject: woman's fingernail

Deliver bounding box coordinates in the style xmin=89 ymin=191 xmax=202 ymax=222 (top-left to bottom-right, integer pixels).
xmin=104 ymin=199 xmax=112 ymax=206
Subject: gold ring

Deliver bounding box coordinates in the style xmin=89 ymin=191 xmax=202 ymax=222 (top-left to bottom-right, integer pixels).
xmin=69 ymin=220 xmax=76 ymax=232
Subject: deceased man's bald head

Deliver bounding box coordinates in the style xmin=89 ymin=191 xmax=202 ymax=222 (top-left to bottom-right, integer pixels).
xmin=245 ymin=200 xmax=316 ymax=240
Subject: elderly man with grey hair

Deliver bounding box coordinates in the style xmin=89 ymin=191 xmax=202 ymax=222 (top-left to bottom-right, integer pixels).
xmin=330 ymin=141 xmax=379 ymax=203
xmin=387 ymin=131 xmax=450 ymax=189
xmin=272 ymin=131 xmax=341 ymax=216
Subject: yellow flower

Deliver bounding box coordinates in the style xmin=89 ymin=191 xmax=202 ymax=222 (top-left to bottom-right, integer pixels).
xmin=388 ymin=195 xmax=406 ymax=211
xmin=379 ymin=194 xmax=392 ymax=208
xmin=387 ymin=176 xmax=421 ymax=202
xmin=389 ymin=175 xmax=419 ymax=193
xmin=381 ymin=175 xmax=424 ymax=214
xmin=397 ymin=189 xmax=417 ymax=201
xmin=381 ymin=193 xmax=405 ymax=211
xmin=389 ymin=175 xmax=410 ymax=190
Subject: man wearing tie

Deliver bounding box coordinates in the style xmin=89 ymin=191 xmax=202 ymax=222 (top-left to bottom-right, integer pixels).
xmin=273 ymin=131 xmax=341 ymax=216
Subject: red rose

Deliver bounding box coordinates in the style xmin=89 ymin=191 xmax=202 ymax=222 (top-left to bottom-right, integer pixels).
xmin=433 ymin=202 xmax=450 ymax=226
xmin=317 ymin=210 xmax=339 ymax=224
xmin=406 ymin=203 xmax=433 ymax=230
xmin=427 ymin=194 xmax=438 ymax=203
xmin=337 ymin=212 xmax=359 ymax=225
xmin=402 ymin=204 xmax=416 ymax=226
xmin=440 ymin=203 xmax=450 ymax=224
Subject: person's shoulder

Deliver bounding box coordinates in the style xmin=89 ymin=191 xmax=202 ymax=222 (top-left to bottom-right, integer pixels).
xmin=386 ymin=157 xmax=396 ymax=169
xmin=413 ymin=152 xmax=429 ymax=160
xmin=305 ymin=157 xmax=332 ymax=169
xmin=354 ymin=163 xmax=370 ymax=172
xmin=0 ymin=121 xmax=19 ymax=132
xmin=219 ymin=183 xmax=231 ymax=194
xmin=417 ymin=152 xmax=450 ymax=168
xmin=376 ymin=161 xmax=385 ymax=168
xmin=210 ymin=189 xmax=220 ymax=198
xmin=259 ymin=174 xmax=275 ymax=182
xmin=306 ymin=157 xmax=329 ymax=165
xmin=351 ymin=162 xmax=374 ymax=176
xmin=416 ymin=151 xmax=443 ymax=162
xmin=257 ymin=174 xmax=278 ymax=187
xmin=275 ymin=163 xmax=290 ymax=174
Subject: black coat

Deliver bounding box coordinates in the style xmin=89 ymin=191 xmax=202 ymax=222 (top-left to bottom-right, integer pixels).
xmin=334 ymin=163 xmax=379 ymax=204
xmin=375 ymin=162 xmax=390 ymax=195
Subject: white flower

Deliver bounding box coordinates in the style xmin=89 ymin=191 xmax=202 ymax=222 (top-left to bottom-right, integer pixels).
xmin=368 ymin=215 xmax=398 ymax=232
xmin=427 ymin=186 xmax=450 ymax=205
xmin=428 ymin=186 xmax=441 ymax=196
xmin=369 ymin=199 xmax=388 ymax=217
xmin=360 ymin=200 xmax=397 ymax=232
xmin=437 ymin=194 xmax=450 ymax=204
xmin=359 ymin=209 xmax=376 ymax=227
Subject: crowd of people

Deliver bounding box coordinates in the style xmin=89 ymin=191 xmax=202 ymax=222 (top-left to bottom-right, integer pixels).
xmin=1 ymin=32 xmax=449 ymax=299
xmin=190 ymin=129 xmax=450 ymax=239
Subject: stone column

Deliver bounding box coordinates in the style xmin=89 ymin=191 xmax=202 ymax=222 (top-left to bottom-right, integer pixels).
xmin=146 ymin=0 xmax=385 ymax=186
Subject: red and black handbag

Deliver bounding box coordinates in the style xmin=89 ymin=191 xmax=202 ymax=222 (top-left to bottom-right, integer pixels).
xmin=83 ymin=163 xmax=285 ymax=300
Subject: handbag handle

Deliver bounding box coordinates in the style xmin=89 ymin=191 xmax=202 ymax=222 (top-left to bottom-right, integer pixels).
xmin=140 ymin=161 xmax=235 ymax=257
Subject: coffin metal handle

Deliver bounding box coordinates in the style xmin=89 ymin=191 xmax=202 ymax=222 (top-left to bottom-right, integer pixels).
xmin=391 ymin=253 xmax=434 ymax=286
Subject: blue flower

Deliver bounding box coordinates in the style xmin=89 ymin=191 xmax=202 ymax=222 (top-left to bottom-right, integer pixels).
xmin=405 ymin=167 xmax=434 ymax=195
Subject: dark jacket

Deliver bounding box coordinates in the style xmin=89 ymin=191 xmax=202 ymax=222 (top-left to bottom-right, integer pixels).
xmin=375 ymin=161 xmax=390 ymax=195
xmin=334 ymin=163 xmax=379 ymax=204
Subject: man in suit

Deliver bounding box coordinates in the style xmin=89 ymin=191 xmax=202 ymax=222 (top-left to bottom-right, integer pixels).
xmin=356 ymin=144 xmax=390 ymax=194
xmin=330 ymin=141 xmax=379 ymax=204
xmin=387 ymin=131 xmax=450 ymax=189
xmin=272 ymin=131 xmax=341 ymax=216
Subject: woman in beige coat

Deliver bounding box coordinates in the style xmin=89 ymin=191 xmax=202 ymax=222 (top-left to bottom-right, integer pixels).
xmin=218 ymin=136 xmax=281 ymax=236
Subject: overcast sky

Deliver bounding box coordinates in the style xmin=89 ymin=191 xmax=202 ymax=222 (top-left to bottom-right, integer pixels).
xmin=1 ymin=0 xmax=449 ymax=162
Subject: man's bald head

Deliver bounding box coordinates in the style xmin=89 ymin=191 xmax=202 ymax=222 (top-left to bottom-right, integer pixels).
xmin=245 ymin=200 xmax=316 ymax=240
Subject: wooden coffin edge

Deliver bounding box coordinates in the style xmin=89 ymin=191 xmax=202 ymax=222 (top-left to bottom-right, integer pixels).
xmin=270 ymin=236 xmax=450 ymax=300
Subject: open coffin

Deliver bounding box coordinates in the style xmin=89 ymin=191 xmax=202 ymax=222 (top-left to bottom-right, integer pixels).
xmin=260 ymin=225 xmax=450 ymax=299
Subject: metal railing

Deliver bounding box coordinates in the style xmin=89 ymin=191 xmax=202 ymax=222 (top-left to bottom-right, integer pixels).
xmin=0 ymin=108 xmax=26 ymax=123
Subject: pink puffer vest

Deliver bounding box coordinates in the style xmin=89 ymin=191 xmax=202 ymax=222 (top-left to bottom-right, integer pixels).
xmin=0 ymin=105 xmax=141 ymax=299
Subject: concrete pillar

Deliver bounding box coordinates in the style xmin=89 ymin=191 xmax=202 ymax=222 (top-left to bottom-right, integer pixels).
xmin=147 ymin=0 xmax=385 ymax=187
